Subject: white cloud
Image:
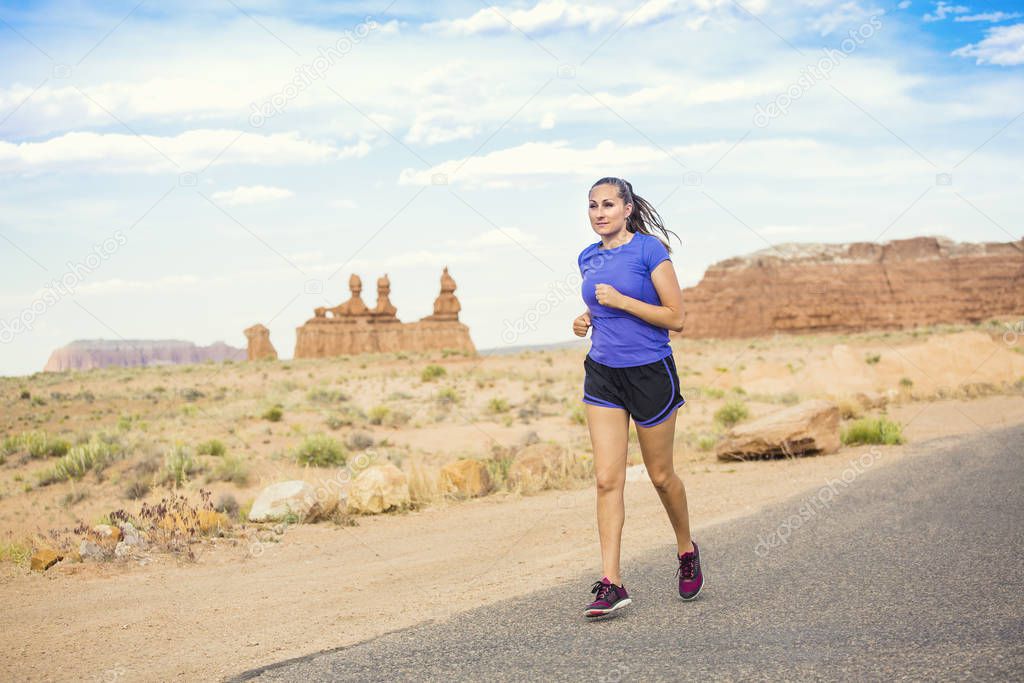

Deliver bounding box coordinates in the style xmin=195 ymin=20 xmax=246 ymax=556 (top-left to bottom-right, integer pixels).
xmin=954 ymin=11 xmax=1023 ymax=23
xmin=457 ymin=227 xmax=540 ymax=248
xmin=952 ymin=23 xmax=1024 ymax=65
xmin=922 ymin=1 xmax=969 ymax=22
xmin=0 ymin=129 xmax=367 ymax=175
xmin=897 ymin=1 xmax=911 ymax=9
xmin=539 ymin=112 xmax=557 ymax=129
xmin=421 ymin=0 xmax=761 ymax=36
xmin=328 ymin=199 xmax=358 ymax=209
xmin=211 ymin=185 xmax=294 ymax=206
xmin=809 ymin=1 xmax=885 ymax=36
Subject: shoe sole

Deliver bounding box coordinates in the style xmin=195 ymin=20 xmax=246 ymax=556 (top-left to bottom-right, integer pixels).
xmin=678 ymin=571 xmax=705 ymax=601
xmin=584 ymin=597 xmax=632 ymax=618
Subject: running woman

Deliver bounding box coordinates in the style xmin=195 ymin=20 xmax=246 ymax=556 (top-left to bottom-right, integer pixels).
xmin=574 ymin=177 xmax=704 ymax=618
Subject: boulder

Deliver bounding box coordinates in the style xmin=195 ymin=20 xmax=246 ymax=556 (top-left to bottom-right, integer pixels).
xmin=89 ymin=524 xmax=122 ymax=550
xmin=31 ymin=548 xmax=62 ymax=572
xmin=248 ymin=481 xmax=322 ymax=522
xmin=716 ymin=399 xmax=840 ymax=461
xmin=347 ymin=463 xmax=410 ymax=514
xmin=79 ymin=539 xmax=111 ymax=562
xmin=440 ymin=459 xmax=492 ymax=498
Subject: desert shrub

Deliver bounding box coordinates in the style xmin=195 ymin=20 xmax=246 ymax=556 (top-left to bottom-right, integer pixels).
xmin=294 ymin=434 xmax=347 ymax=467
xmin=421 ymin=364 xmax=446 ymax=382
xmin=436 ymin=386 xmax=459 ymax=406
xmin=368 ymin=405 xmax=390 ymax=425
xmin=307 ymin=388 xmax=349 ymax=403
xmin=713 ymin=400 xmax=749 ymax=428
xmin=3 ymin=430 xmax=71 ymax=459
xmin=215 ymin=492 xmax=239 ymax=518
xmin=487 ymin=398 xmax=510 ymax=414
xmin=196 ymin=439 xmax=226 ymax=457
xmin=160 ymin=444 xmax=202 ymax=489
xmin=841 ymin=417 xmax=904 ymax=445
xmin=180 ymin=387 xmax=205 ymax=402
xmin=207 ymin=454 xmax=250 ymax=485
xmin=697 ymin=434 xmax=717 ymax=451
xmin=36 ymin=432 xmax=127 ymax=486
xmin=703 ymin=387 xmax=725 ymax=400
xmin=262 ymin=404 xmax=284 ymax=422
xmin=345 ymin=432 xmax=374 ymax=451
xmin=124 ymin=479 xmax=151 ymax=500
xmin=899 ymin=377 xmax=914 ymax=389
xmin=569 ymin=405 xmax=586 ymax=425
xmin=864 ymin=353 xmax=881 ymax=365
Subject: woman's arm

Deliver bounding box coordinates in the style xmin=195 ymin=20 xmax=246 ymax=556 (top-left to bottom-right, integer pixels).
xmin=594 ymin=261 xmax=684 ymax=332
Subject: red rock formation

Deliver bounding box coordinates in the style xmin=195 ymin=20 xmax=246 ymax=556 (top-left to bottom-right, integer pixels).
xmin=294 ymin=268 xmax=475 ymax=358
xmin=43 ymin=339 xmax=246 ymax=372
xmin=677 ymin=236 xmax=1024 ymax=339
xmin=244 ymin=324 xmax=278 ymax=361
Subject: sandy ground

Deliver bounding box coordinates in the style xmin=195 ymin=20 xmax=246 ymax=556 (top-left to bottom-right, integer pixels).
xmin=2 ymin=394 xmax=1023 ymax=682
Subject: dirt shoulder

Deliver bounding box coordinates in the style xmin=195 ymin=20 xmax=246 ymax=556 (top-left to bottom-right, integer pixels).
xmin=2 ymin=395 xmax=1021 ymax=682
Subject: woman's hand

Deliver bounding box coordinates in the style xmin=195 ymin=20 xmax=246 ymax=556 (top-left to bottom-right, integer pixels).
xmin=594 ymin=283 xmax=625 ymax=309
xmin=572 ymin=310 xmax=592 ymax=337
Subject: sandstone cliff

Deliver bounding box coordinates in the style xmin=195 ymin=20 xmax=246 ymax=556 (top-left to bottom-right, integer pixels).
xmin=678 ymin=236 xmax=1024 ymax=339
xmin=43 ymin=339 xmax=247 ymax=372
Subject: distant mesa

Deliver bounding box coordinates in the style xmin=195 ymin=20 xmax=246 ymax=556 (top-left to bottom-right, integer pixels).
xmin=677 ymin=235 xmax=1024 ymax=339
xmin=246 ymin=267 xmax=476 ymax=361
xmin=44 ymin=339 xmax=246 ymax=372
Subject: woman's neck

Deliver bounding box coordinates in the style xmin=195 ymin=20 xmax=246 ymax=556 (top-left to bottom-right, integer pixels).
xmin=599 ymin=228 xmax=634 ymax=250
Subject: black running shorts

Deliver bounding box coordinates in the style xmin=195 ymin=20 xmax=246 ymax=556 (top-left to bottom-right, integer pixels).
xmin=582 ymin=353 xmax=686 ymax=427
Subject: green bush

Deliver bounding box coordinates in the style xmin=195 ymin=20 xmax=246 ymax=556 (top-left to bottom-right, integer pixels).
xmin=841 ymin=417 xmax=904 ymax=446
xmin=294 ymin=434 xmax=347 ymax=467
xmin=308 ymin=388 xmax=349 ymax=403
xmin=487 ymin=398 xmax=510 ymax=414
xmin=36 ymin=432 xmax=126 ymax=486
xmin=207 ymin=454 xmax=250 ymax=485
xmin=2 ymin=431 xmax=71 ymax=459
xmin=421 ymin=364 xmax=446 ymax=382
xmin=262 ymin=404 xmax=284 ymax=422
xmin=864 ymin=353 xmax=881 ymax=365
xmin=160 ymin=444 xmax=201 ymax=488
xmin=713 ymin=400 xmax=749 ymax=428
xmin=197 ymin=439 xmax=226 ymax=457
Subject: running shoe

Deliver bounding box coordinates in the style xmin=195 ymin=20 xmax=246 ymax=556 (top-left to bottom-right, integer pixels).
xmin=584 ymin=577 xmax=632 ymax=617
xmin=677 ymin=540 xmax=704 ymax=600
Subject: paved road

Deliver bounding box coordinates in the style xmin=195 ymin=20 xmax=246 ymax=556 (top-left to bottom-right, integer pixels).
xmin=232 ymin=424 xmax=1024 ymax=682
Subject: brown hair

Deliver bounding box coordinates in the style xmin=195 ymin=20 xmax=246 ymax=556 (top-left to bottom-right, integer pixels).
xmin=590 ymin=177 xmax=680 ymax=254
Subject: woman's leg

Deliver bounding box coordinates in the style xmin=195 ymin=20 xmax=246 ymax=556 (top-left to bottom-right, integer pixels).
xmin=635 ymin=409 xmax=694 ymax=555
xmin=586 ymin=403 xmax=630 ymax=585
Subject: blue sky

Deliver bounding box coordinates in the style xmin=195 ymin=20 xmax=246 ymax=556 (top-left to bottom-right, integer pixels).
xmin=1 ymin=0 xmax=1022 ymax=376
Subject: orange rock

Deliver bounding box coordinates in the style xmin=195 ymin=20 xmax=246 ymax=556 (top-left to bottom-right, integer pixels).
xmin=31 ymin=548 xmax=62 ymax=572
xmin=440 ymin=459 xmax=492 ymax=498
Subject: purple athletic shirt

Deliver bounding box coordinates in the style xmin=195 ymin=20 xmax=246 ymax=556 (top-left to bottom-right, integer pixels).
xmin=578 ymin=231 xmax=674 ymax=368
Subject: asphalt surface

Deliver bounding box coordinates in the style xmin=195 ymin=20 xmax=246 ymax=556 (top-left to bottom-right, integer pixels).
xmin=231 ymin=424 xmax=1024 ymax=682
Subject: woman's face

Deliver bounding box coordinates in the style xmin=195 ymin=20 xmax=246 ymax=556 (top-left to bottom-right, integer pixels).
xmin=588 ymin=184 xmax=632 ymax=237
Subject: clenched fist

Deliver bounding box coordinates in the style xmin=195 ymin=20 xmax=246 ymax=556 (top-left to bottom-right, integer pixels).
xmin=594 ymin=283 xmax=624 ymax=309
xmin=572 ymin=311 xmax=592 ymax=337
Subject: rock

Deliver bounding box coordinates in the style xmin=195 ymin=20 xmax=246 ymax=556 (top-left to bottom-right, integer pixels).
xmin=31 ymin=548 xmax=62 ymax=571
xmin=244 ymin=323 xmax=278 ymax=361
xmin=119 ymin=522 xmax=148 ymax=549
xmin=248 ymin=481 xmax=322 ymax=522
xmin=114 ymin=541 xmax=137 ymax=560
xmin=43 ymin=339 xmax=245 ymax=372
xmin=347 ymin=463 xmax=411 ymax=514
xmin=440 ymin=459 xmax=492 ymax=498
xmin=717 ymin=399 xmax=840 ymax=461
xmin=79 ymin=539 xmax=111 ymax=562
xmin=678 ymin=236 xmax=1024 ymax=339
xmin=294 ymin=269 xmax=476 ymax=359
xmin=508 ymin=442 xmax=566 ymax=488
xmin=90 ymin=524 xmax=122 ymax=550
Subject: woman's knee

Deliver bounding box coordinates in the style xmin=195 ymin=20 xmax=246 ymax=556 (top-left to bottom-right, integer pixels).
xmin=595 ymin=472 xmax=625 ymax=494
xmin=648 ymin=468 xmax=677 ymax=492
